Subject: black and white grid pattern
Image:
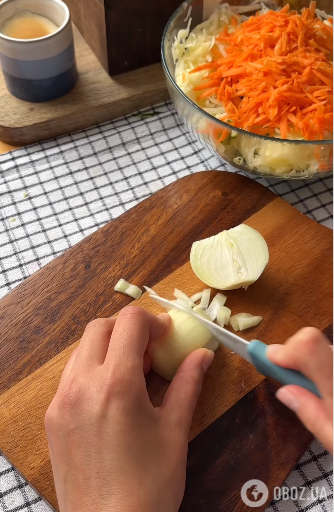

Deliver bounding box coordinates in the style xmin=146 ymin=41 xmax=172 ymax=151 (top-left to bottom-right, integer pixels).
xmin=0 ymin=102 xmax=332 ymax=511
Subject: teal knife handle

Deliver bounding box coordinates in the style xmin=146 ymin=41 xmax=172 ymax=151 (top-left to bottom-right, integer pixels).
xmin=248 ymin=340 xmax=321 ymax=398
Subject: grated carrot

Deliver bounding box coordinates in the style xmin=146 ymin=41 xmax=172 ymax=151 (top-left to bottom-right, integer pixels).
xmin=231 ymin=14 xmax=239 ymax=27
xmin=196 ymin=87 xmax=219 ymax=100
xmin=218 ymin=128 xmax=230 ymax=142
xmin=191 ymin=2 xmax=333 ymax=140
xmin=193 ymin=79 xmax=221 ymax=91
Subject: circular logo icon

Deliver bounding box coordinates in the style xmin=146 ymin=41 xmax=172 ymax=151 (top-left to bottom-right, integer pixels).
xmin=241 ymin=479 xmax=269 ymax=507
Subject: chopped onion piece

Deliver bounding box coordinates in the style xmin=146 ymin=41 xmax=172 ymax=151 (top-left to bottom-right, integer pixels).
xmin=143 ymin=286 xmax=157 ymax=295
xmin=190 ymin=291 xmax=203 ymax=303
xmin=206 ymin=293 xmax=227 ymax=320
xmin=193 ymin=304 xmax=212 ymax=321
xmin=238 ymin=315 xmax=262 ymax=331
xmin=200 ymin=288 xmax=211 ymax=308
xmin=217 ymin=306 xmax=231 ymax=327
xmin=170 ymin=298 xmax=193 ymax=310
xmin=114 ymin=279 xmax=142 ymax=299
xmin=173 ymin=288 xmax=195 ymax=307
xmin=230 ymin=313 xmax=262 ymax=331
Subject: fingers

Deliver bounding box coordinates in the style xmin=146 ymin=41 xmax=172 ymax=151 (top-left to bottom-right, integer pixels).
xmin=73 ymin=317 xmax=116 ymax=371
xmin=57 ymin=347 xmax=78 ymax=393
xmin=66 ymin=308 xmax=171 ymax=380
xmin=161 ymin=348 xmax=214 ymax=434
xmin=267 ymin=328 xmax=333 ymax=399
xmin=267 ymin=328 xmax=333 ymax=452
xmin=105 ymin=307 xmax=171 ymax=373
xmin=276 ymin=385 xmax=333 ymax=454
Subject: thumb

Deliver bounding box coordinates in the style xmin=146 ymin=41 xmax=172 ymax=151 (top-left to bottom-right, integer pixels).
xmin=276 ymin=385 xmax=333 ymax=453
xmin=161 ymin=348 xmax=214 ymax=434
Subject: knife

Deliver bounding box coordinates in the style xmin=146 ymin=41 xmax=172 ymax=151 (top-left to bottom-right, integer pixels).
xmin=149 ymin=293 xmax=320 ymax=397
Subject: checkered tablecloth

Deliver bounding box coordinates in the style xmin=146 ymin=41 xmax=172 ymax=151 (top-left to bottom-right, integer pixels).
xmin=0 ymin=102 xmax=332 ymax=512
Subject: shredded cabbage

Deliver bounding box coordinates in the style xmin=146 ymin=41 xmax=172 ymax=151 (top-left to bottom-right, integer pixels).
xmin=229 ymin=136 xmax=319 ymax=176
xmin=172 ymin=4 xmax=332 ymax=176
xmin=173 ymin=5 xmax=237 ymax=102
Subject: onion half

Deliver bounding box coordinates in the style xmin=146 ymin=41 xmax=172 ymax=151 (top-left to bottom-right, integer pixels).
xmin=190 ymin=224 xmax=269 ymax=290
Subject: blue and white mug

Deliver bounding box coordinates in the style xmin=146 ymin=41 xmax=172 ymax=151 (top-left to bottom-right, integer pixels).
xmin=0 ymin=0 xmax=78 ymax=102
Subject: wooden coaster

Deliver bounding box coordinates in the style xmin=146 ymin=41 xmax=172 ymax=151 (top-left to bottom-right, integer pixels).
xmin=0 ymin=25 xmax=168 ymax=147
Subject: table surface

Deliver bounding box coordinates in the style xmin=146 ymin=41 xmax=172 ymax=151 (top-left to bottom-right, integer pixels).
xmin=0 ymin=141 xmax=17 ymax=154
xmin=0 ymin=101 xmax=332 ymax=512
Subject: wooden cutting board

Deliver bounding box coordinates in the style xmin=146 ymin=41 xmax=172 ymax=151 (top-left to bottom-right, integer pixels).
xmin=0 ymin=24 xmax=168 ymax=147
xmin=0 ymin=172 xmax=332 ymax=511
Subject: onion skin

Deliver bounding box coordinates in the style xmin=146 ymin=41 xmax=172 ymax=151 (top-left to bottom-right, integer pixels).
xmin=147 ymin=309 xmax=215 ymax=381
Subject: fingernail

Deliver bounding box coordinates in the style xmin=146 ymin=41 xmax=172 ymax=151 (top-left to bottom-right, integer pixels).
xmin=276 ymin=387 xmax=299 ymax=412
xmin=158 ymin=313 xmax=170 ymax=319
xmin=267 ymin=344 xmax=283 ymax=358
xmin=157 ymin=313 xmax=172 ymax=330
xmin=158 ymin=313 xmax=172 ymax=323
xmin=202 ymin=350 xmax=215 ymax=373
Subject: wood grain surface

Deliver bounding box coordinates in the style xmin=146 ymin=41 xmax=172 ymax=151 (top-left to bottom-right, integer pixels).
xmin=104 ymin=0 xmax=189 ymax=75
xmin=63 ymin=0 xmax=108 ymax=71
xmin=0 ymin=172 xmax=332 ymax=511
xmin=63 ymin=0 xmax=186 ymax=75
xmin=182 ymin=379 xmax=313 ymax=512
xmin=0 ymin=172 xmax=276 ymax=394
xmin=0 ymin=25 xmax=168 ymax=146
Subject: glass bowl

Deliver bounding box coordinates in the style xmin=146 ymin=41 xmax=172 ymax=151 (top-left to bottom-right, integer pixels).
xmin=161 ymin=0 xmax=333 ymax=179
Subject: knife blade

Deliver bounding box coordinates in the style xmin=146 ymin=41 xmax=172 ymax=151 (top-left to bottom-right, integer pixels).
xmin=149 ymin=293 xmax=320 ymax=397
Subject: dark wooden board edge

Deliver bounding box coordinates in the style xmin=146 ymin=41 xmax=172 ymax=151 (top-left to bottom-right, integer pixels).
xmin=0 ymin=171 xmax=276 ymax=393
xmin=181 ymin=322 xmax=332 ymax=511
xmin=182 ymin=378 xmax=313 ymax=512
xmin=323 ymin=324 xmax=333 ymax=343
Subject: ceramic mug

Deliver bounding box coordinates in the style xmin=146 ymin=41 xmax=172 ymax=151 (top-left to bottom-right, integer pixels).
xmin=0 ymin=0 xmax=78 ymax=102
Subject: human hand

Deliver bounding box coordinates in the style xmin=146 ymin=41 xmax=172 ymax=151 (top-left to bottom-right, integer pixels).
xmin=45 ymin=306 xmax=214 ymax=512
xmin=267 ymin=328 xmax=333 ymax=453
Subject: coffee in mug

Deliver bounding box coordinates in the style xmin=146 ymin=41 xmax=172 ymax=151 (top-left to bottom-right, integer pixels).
xmin=0 ymin=10 xmax=58 ymax=39
xmin=0 ymin=0 xmax=78 ymax=102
